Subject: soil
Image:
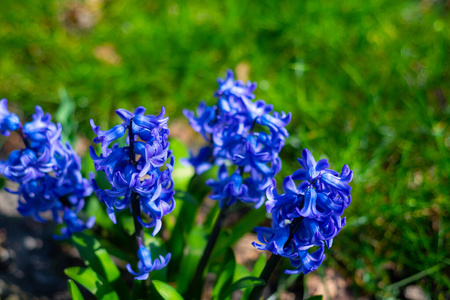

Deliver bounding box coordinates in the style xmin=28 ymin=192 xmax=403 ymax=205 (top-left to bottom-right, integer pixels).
xmin=0 ymin=188 xmax=74 ymax=300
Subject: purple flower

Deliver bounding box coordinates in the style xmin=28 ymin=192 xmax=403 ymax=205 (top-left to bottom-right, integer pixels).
xmin=206 ymin=165 xmax=249 ymax=208
xmin=0 ymin=99 xmax=21 ymax=136
xmin=23 ymin=106 xmax=63 ymax=155
xmin=253 ymin=148 xmax=353 ymax=274
xmin=90 ymin=120 xmax=126 ymax=156
xmin=2 ymin=148 xmax=53 ymax=183
xmin=184 ymin=70 xmax=291 ymax=209
xmin=90 ymin=106 xmax=174 ymax=279
xmin=54 ymin=208 xmax=95 ymax=240
xmin=90 ymin=107 xmax=175 ymax=234
xmin=285 ymin=244 xmax=325 ymax=275
xmin=180 ymin=146 xmax=213 ymax=175
xmin=0 ymin=104 xmax=94 ymax=239
xmin=215 ymin=69 xmax=257 ymax=100
xmin=183 ymin=102 xmax=217 ymax=141
xmin=292 ymin=149 xmax=353 ymax=196
xmin=126 ymin=239 xmax=171 ymax=280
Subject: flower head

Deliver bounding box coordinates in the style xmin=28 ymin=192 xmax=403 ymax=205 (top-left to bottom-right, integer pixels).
xmin=90 ymin=107 xmax=175 ymax=235
xmin=126 ymin=239 xmax=171 ymax=280
xmin=253 ymin=148 xmax=353 ymax=274
xmin=0 ymin=103 xmax=94 ymax=239
xmin=184 ymin=70 xmax=291 ymax=208
xmin=0 ymin=99 xmax=21 ymax=136
xmin=90 ymin=106 xmax=174 ymax=279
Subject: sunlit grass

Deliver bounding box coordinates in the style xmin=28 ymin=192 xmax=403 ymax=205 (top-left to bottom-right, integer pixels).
xmin=1 ymin=0 xmax=449 ymax=297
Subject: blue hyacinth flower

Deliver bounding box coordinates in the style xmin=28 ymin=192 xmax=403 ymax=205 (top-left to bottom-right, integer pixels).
xmin=0 ymin=99 xmax=21 ymax=136
xmin=54 ymin=208 xmax=96 ymax=240
xmin=0 ymin=103 xmax=94 ymax=239
xmin=253 ymin=148 xmax=353 ymax=275
xmin=126 ymin=239 xmax=171 ymax=280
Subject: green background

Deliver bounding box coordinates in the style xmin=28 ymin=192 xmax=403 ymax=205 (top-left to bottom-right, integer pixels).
xmin=1 ymin=0 xmax=449 ymax=298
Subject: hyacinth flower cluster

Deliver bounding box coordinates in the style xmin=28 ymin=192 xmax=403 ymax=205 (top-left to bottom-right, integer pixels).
xmin=0 ymin=99 xmax=94 ymax=239
xmin=89 ymin=106 xmax=174 ymax=280
xmin=183 ymin=70 xmax=291 ymax=209
xmin=253 ymin=149 xmax=353 ymax=274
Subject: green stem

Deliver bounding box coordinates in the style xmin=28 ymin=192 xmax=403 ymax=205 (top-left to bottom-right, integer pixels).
xmin=131 ymin=191 xmax=144 ymax=241
xmin=128 ymin=119 xmax=144 ymax=242
xmin=249 ymin=216 xmax=304 ymax=300
xmin=248 ymin=253 xmax=282 ymax=300
xmin=185 ymin=203 xmax=229 ymax=299
xmin=297 ymin=273 xmax=304 ymax=300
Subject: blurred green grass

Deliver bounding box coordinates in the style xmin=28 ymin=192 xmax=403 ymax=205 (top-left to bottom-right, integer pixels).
xmin=1 ymin=0 xmax=449 ymax=298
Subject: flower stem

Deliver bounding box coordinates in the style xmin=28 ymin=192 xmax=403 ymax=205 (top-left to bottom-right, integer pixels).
xmin=248 ymin=253 xmax=282 ymax=300
xmin=131 ymin=191 xmax=144 ymax=241
xmin=249 ymin=216 xmax=304 ymax=300
xmin=128 ymin=119 xmax=144 ymax=241
xmin=18 ymin=128 xmax=30 ymax=149
xmin=185 ymin=203 xmax=229 ymax=299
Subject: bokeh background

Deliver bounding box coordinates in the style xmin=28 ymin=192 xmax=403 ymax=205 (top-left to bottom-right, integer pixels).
xmin=1 ymin=0 xmax=449 ymax=299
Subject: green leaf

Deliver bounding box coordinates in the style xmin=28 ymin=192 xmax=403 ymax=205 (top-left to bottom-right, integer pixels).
xmin=168 ymin=166 xmax=218 ymax=271
xmin=242 ymin=254 xmax=266 ymax=299
xmin=229 ymin=205 xmax=267 ymax=246
xmin=167 ymin=200 xmax=198 ymax=280
xmin=131 ymin=280 xmax=148 ymax=300
xmin=71 ymin=233 xmax=129 ymax=299
xmin=151 ymin=280 xmax=184 ymax=300
xmin=175 ymin=225 xmax=207 ymax=294
xmin=67 ymin=279 xmax=84 ymax=300
xmin=220 ymin=276 xmax=265 ymax=300
xmin=65 ymin=267 xmax=119 ymax=300
xmin=211 ymin=205 xmax=266 ymax=262
xmin=212 ymin=248 xmax=236 ymax=300
xmin=55 ymin=87 xmax=77 ymax=140
xmin=170 ymin=138 xmax=194 ymax=191
xmin=251 ymin=253 xmax=267 ymax=277
xmin=85 ymin=195 xmax=114 ymax=231
xmin=174 ymin=190 xmax=199 ymax=206
xmin=234 ymin=263 xmax=251 ymax=281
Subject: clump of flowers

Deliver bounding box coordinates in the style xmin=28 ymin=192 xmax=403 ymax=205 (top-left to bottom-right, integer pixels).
xmin=89 ymin=106 xmax=174 ymax=279
xmin=0 ymin=99 xmax=94 ymax=239
xmin=183 ymin=70 xmax=291 ymax=208
xmin=253 ymin=149 xmax=353 ymax=274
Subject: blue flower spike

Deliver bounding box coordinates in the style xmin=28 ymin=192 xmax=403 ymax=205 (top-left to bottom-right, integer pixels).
xmin=253 ymin=148 xmax=353 ymax=274
xmin=90 ymin=106 xmax=174 ymax=279
xmin=0 ymin=102 xmax=94 ymax=239
xmin=126 ymin=238 xmax=171 ymax=280
xmin=0 ymin=99 xmax=21 ymax=136
xmin=184 ymin=70 xmax=291 ymax=209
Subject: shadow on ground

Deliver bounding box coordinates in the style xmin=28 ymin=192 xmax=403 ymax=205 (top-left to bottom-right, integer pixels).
xmin=0 ymin=191 xmax=76 ymax=299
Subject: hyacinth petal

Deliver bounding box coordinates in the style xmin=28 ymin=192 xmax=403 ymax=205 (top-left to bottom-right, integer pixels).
xmin=0 ymin=99 xmax=21 ymax=136
xmin=302 ymin=149 xmax=316 ymax=170
xmin=116 ymin=109 xmax=135 ymax=123
xmin=315 ymin=159 xmax=329 ymax=171
xmin=126 ymin=264 xmax=140 ymax=276
xmin=91 ymin=120 xmax=127 ymax=155
xmin=292 ymin=169 xmax=308 ymax=181
xmin=282 ymin=176 xmax=298 ymax=195
xmin=134 ymin=107 xmax=168 ymax=129
xmin=298 ymin=187 xmax=315 ymax=217
xmin=273 ymin=226 xmax=290 ymax=253
xmin=107 ymin=206 xmax=117 ymax=224
xmin=152 ymin=219 xmax=162 ymax=237
xmin=321 ymin=173 xmax=351 ymax=196
xmin=134 ymin=272 xmax=149 ymax=281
